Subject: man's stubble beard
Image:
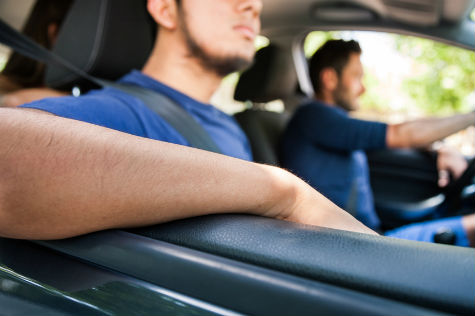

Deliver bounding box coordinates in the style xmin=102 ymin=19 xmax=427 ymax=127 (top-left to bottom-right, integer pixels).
xmin=179 ymin=11 xmax=254 ymax=77
xmin=333 ymin=82 xmax=359 ymax=112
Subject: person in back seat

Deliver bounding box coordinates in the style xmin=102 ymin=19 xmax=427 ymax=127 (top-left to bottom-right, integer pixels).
xmin=280 ymin=39 xmax=475 ymax=246
xmin=0 ymin=0 xmax=72 ymax=107
xmin=0 ymin=0 xmax=376 ymax=240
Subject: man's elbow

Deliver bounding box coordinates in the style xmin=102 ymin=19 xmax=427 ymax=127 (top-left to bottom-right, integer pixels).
xmin=386 ymin=124 xmax=411 ymax=148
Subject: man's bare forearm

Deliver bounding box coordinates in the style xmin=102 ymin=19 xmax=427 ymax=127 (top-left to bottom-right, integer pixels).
xmin=0 ymin=108 xmax=374 ymax=239
xmin=386 ymin=111 xmax=475 ymax=148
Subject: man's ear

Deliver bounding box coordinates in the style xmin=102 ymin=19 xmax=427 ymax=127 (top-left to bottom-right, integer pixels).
xmin=147 ymin=0 xmax=178 ymax=30
xmin=47 ymin=22 xmax=59 ymax=48
xmin=320 ymin=67 xmax=338 ymax=92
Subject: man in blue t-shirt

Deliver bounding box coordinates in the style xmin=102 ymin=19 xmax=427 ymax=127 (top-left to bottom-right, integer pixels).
xmin=281 ymin=39 xmax=475 ymax=246
xmin=0 ymin=1 xmax=377 ymax=239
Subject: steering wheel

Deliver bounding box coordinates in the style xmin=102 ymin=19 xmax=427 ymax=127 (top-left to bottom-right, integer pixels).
xmin=443 ymin=157 xmax=475 ymax=209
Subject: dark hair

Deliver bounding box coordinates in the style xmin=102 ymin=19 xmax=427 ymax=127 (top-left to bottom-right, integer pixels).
xmin=1 ymin=0 xmax=73 ymax=88
xmin=309 ymin=39 xmax=361 ymax=94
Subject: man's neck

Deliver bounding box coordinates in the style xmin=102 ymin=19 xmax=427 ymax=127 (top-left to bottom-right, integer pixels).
xmin=141 ymin=37 xmax=222 ymax=104
xmin=314 ymin=92 xmax=336 ymax=107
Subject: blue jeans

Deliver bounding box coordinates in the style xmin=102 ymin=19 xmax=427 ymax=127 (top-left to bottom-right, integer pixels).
xmin=385 ymin=216 xmax=469 ymax=246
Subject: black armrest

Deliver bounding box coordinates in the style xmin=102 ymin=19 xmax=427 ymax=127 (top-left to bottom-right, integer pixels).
xmin=133 ymin=214 xmax=475 ymax=315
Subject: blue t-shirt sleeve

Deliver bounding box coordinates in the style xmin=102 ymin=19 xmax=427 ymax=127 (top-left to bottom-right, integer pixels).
xmin=19 ymin=89 xmax=147 ymax=137
xmin=290 ymin=103 xmax=387 ymax=151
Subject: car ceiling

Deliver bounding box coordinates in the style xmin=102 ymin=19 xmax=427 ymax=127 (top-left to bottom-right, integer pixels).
xmin=0 ymin=0 xmax=473 ymax=57
xmin=1 ymin=0 xmax=472 ymax=29
xmin=261 ymin=0 xmax=475 ymax=49
xmin=0 ymin=0 xmax=35 ymax=30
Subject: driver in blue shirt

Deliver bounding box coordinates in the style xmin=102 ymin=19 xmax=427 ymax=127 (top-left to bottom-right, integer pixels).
xmin=281 ymin=39 xmax=475 ymax=246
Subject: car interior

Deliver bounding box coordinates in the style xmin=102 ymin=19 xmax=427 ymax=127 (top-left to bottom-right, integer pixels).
xmin=0 ymin=0 xmax=474 ymax=315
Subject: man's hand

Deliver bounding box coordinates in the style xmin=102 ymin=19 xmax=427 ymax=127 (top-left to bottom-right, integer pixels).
xmin=263 ymin=167 xmax=378 ymax=236
xmin=436 ymin=146 xmax=468 ymax=187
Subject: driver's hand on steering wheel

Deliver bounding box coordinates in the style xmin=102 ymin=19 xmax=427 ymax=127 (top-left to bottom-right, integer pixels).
xmin=436 ymin=145 xmax=468 ymax=187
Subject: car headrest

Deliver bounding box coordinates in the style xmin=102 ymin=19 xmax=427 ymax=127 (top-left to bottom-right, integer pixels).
xmin=234 ymin=44 xmax=298 ymax=103
xmin=45 ymin=0 xmax=156 ymax=90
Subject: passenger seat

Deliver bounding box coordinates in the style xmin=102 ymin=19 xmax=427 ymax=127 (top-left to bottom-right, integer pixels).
xmin=234 ymin=44 xmax=305 ymax=165
xmin=45 ymin=0 xmax=155 ymax=91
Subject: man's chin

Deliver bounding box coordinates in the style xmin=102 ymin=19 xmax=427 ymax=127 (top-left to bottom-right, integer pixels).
xmin=350 ymin=103 xmax=360 ymax=112
xmin=206 ymin=55 xmax=253 ymax=77
xmin=337 ymin=99 xmax=360 ymax=112
xmin=188 ymin=41 xmax=254 ymax=77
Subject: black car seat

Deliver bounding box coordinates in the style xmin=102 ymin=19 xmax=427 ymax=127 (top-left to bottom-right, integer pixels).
xmin=234 ymin=44 xmax=307 ymax=165
xmin=45 ymin=0 xmax=155 ymax=91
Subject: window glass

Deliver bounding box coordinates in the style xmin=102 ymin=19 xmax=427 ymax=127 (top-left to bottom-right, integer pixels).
xmin=0 ymin=0 xmax=35 ymax=71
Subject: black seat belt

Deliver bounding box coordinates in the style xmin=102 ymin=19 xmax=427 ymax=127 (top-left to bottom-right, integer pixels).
xmin=0 ymin=18 xmax=222 ymax=154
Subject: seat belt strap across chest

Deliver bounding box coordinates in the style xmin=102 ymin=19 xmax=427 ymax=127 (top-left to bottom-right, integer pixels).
xmin=0 ymin=18 xmax=222 ymax=154
xmin=105 ymin=81 xmax=223 ymax=154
